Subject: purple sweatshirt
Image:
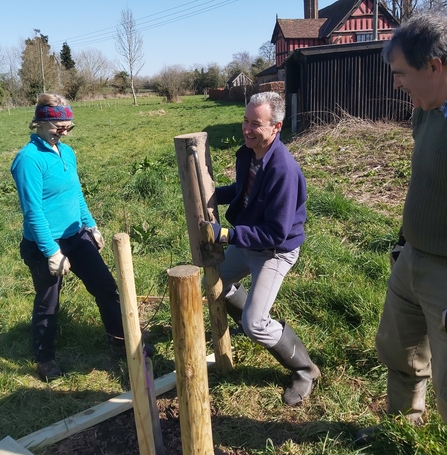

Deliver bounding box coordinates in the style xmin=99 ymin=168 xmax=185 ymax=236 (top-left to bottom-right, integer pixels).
xmin=216 ymin=134 xmax=306 ymax=252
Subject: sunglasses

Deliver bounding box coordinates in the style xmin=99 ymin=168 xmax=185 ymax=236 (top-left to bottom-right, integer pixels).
xmin=47 ymin=121 xmax=75 ymax=134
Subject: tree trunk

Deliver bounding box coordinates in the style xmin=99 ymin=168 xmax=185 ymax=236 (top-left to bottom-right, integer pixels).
xmin=131 ymin=77 xmax=138 ymax=106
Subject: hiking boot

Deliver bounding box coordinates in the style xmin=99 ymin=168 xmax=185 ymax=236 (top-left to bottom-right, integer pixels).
xmin=353 ymin=425 xmax=382 ymax=446
xmin=37 ymin=360 xmax=63 ymax=382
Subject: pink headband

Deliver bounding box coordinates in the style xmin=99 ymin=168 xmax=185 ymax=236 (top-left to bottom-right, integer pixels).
xmin=34 ymin=105 xmax=73 ymax=122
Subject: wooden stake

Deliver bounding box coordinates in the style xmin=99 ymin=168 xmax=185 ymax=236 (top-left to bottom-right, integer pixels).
xmin=174 ymin=132 xmax=221 ymax=267
xmin=113 ymin=233 xmax=157 ymax=455
xmin=174 ymin=132 xmax=233 ymax=375
xmin=167 ymin=265 xmax=214 ymax=455
xmin=200 ymin=223 xmax=233 ymax=375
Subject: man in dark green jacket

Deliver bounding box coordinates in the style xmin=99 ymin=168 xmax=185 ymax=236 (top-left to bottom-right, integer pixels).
xmin=358 ymin=14 xmax=447 ymax=441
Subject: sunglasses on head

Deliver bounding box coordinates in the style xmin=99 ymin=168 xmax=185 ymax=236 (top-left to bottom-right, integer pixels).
xmin=47 ymin=121 xmax=75 ymax=134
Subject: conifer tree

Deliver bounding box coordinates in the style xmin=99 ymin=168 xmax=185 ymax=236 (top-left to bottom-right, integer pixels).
xmin=60 ymin=42 xmax=75 ymax=70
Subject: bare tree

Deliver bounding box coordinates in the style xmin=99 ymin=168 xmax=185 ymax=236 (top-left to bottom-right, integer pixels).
xmin=75 ymin=49 xmax=114 ymax=81
xmin=382 ymin=0 xmax=412 ymax=21
xmin=384 ymin=0 xmax=446 ymax=22
xmin=1 ymin=44 xmax=24 ymax=105
xmin=152 ymin=65 xmax=187 ymax=102
xmin=229 ymin=51 xmax=254 ymax=75
xmin=74 ymin=49 xmax=115 ymax=97
xmin=259 ymin=41 xmax=275 ymax=66
xmin=0 ymin=46 xmax=5 ymax=73
xmin=114 ymin=8 xmax=145 ymax=106
xmin=418 ymin=0 xmax=447 ymax=13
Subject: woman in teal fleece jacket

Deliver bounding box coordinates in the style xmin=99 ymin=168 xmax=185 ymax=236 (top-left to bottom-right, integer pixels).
xmin=11 ymin=93 xmax=125 ymax=382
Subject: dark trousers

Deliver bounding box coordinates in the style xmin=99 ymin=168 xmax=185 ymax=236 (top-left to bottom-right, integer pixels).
xmin=20 ymin=227 xmax=124 ymax=363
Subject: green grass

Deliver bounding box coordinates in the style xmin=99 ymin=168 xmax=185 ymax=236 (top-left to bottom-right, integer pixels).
xmin=0 ymin=96 xmax=444 ymax=454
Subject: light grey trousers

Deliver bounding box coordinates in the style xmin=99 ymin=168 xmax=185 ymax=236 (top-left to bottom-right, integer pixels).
xmin=376 ymin=242 xmax=447 ymax=422
xmin=218 ymin=245 xmax=300 ymax=348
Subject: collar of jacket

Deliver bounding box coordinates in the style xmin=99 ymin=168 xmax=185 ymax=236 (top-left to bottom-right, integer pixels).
xmin=30 ymin=133 xmax=61 ymax=153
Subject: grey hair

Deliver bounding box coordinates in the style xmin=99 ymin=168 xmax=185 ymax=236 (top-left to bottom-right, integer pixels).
xmin=383 ymin=13 xmax=447 ymax=70
xmin=249 ymin=91 xmax=285 ymax=124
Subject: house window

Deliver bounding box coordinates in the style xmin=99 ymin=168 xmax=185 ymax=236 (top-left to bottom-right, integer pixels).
xmin=357 ymin=33 xmax=373 ymax=42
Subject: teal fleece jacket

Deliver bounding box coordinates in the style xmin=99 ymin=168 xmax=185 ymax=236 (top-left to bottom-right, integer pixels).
xmin=11 ymin=134 xmax=95 ymax=258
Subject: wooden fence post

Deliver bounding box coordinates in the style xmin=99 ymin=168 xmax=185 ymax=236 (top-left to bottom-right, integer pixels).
xmin=167 ymin=265 xmax=214 ymax=455
xmin=113 ymin=233 xmax=157 ymax=455
xmin=174 ymin=132 xmax=233 ymax=375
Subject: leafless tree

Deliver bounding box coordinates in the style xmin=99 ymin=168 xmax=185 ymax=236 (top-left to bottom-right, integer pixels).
xmin=114 ymin=8 xmax=145 ymax=106
xmin=153 ymin=64 xmax=187 ymax=102
xmin=1 ymin=44 xmax=26 ymax=105
xmin=259 ymin=41 xmax=276 ymax=66
xmin=226 ymin=51 xmax=255 ymax=77
xmin=383 ymin=0 xmax=446 ymax=21
xmin=75 ymin=49 xmax=114 ymax=82
xmin=382 ymin=0 xmax=413 ymax=21
xmin=0 ymin=46 xmax=5 ymax=72
xmin=417 ymin=0 xmax=447 ymax=13
xmin=74 ymin=49 xmax=115 ymax=97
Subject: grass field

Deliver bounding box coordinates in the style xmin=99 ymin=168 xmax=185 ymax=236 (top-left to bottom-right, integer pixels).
xmin=0 ymin=95 xmax=445 ymax=454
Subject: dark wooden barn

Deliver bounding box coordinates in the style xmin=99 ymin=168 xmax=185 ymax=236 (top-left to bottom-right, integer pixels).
xmin=284 ymin=40 xmax=412 ymax=132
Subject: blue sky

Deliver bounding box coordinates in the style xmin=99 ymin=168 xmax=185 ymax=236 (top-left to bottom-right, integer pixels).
xmin=1 ymin=0 xmax=334 ymax=77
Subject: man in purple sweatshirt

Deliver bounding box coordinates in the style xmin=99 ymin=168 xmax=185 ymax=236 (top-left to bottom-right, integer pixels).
xmin=206 ymin=91 xmax=320 ymax=406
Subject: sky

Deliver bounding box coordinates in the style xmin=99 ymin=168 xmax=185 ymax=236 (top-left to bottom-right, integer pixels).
xmin=1 ymin=0 xmax=334 ymax=78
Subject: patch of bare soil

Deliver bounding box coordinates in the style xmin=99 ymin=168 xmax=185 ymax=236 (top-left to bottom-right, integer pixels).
xmin=44 ymin=391 xmax=249 ymax=455
xmin=44 ymin=306 xmax=248 ymax=455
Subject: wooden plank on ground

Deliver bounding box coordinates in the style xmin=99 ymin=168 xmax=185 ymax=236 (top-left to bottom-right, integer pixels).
xmin=0 ymin=436 xmax=35 ymax=455
xmin=17 ymin=353 xmax=215 ymax=450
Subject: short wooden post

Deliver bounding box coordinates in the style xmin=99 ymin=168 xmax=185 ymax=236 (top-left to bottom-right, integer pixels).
xmin=174 ymin=132 xmax=233 ymax=375
xmin=113 ymin=233 xmax=157 ymax=455
xmin=167 ymin=265 xmax=214 ymax=455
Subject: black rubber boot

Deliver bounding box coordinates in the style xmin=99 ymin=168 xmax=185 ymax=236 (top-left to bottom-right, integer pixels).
xmin=225 ymin=283 xmax=248 ymax=335
xmin=267 ymin=322 xmax=321 ymax=406
xmin=37 ymin=359 xmax=64 ymax=382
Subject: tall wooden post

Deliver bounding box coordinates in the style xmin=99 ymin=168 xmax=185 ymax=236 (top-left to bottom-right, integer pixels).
xmin=113 ymin=233 xmax=157 ymax=455
xmin=174 ymin=132 xmax=233 ymax=375
xmin=167 ymin=265 xmax=214 ymax=455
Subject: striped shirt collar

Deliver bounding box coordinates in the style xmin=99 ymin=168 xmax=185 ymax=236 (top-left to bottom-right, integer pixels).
xmin=440 ymin=100 xmax=447 ymax=118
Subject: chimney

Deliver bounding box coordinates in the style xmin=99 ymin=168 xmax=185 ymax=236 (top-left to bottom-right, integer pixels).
xmin=304 ymin=0 xmax=318 ymax=19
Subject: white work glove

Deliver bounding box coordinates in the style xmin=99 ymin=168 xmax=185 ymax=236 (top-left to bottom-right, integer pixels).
xmin=88 ymin=226 xmax=105 ymax=252
xmin=48 ymin=250 xmax=71 ymax=276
